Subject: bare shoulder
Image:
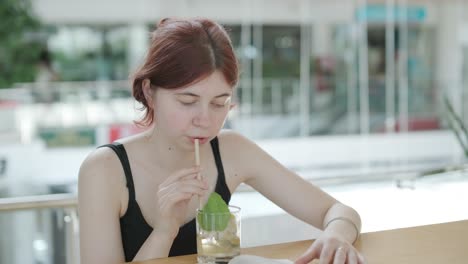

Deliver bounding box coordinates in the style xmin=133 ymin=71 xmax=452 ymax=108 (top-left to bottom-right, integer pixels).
xmin=80 ymin=147 xmax=119 ymax=177
xmin=218 ymin=130 xmax=273 ymax=160
xmin=78 ymin=146 xmax=127 ymax=262
xmin=216 ymin=130 xmax=270 ymax=179
xmin=217 ymin=130 xmax=258 ymax=153
xmin=79 ymin=130 xmax=150 ymax=189
xmin=217 ymin=130 xmax=286 ymax=182
xmin=78 ymin=146 xmax=126 ymax=196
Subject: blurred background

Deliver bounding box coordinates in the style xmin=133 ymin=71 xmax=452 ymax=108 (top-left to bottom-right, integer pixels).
xmin=1 ymin=0 xmax=468 ymax=263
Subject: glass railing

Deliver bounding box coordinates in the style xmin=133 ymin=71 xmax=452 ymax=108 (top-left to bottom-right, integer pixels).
xmin=0 ymin=193 xmax=78 ymax=264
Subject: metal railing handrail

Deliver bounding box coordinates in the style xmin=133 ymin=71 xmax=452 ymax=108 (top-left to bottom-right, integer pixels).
xmin=0 ymin=193 xmax=80 ymax=264
xmin=0 ymin=193 xmax=77 ymax=212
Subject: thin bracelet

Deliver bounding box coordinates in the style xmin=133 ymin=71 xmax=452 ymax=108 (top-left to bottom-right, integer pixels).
xmin=324 ymin=217 xmax=360 ymax=244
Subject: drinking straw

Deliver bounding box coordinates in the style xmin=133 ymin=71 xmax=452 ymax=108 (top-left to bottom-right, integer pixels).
xmin=194 ymin=139 xmax=203 ymax=209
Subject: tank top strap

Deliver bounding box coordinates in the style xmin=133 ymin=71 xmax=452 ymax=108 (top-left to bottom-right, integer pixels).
xmin=98 ymin=143 xmax=136 ymax=201
xmin=209 ymin=137 xmax=231 ymax=203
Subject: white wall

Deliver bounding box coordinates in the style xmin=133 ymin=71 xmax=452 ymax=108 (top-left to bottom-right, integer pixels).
xmin=31 ymin=0 xmax=356 ymax=24
xmin=0 ymin=130 xmax=463 ymax=190
xmin=258 ymin=130 xmax=463 ymax=178
xmin=32 ymin=0 xmax=446 ymax=25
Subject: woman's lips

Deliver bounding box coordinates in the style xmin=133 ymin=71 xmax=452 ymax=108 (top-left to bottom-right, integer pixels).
xmin=190 ymin=137 xmax=208 ymax=144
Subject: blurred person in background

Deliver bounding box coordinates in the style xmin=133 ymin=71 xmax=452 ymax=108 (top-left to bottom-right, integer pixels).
xmin=78 ymin=17 xmax=365 ymax=264
xmin=35 ymin=48 xmax=59 ymax=103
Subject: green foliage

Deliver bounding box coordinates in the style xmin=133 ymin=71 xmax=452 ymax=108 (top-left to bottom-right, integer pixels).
xmin=263 ymin=60 xmax=300 ymax=78
xmin=0 ymin=0 xmax=43 ymax=88
xmin=198 ymin=192 xmax=230 ymax=231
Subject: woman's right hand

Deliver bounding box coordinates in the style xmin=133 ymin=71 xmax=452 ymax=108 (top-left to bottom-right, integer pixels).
xmin=155 ymin=166 xmax=208 ymax=238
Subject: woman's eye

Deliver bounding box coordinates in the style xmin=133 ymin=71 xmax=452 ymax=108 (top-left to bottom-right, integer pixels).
xmin=211 ymin=102 xmax=226 ymax=108
xmin=180 ymin=101 xmax=196 ymax=106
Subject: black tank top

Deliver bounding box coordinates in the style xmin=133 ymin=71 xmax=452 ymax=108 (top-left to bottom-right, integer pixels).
xmin=100 ymin=137 xmax=231 ymax=262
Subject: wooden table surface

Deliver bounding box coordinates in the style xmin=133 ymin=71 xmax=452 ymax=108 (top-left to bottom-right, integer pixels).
xmin=129 ymin=219 xmax=468 ymax=264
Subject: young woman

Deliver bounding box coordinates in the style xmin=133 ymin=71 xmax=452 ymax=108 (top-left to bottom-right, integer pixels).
xmin=78 ymin=17 xmax=365 ymax=264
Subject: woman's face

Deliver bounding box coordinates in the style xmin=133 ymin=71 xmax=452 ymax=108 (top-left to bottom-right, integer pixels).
xmin=152 ymin=70 xmax=233 ymax=149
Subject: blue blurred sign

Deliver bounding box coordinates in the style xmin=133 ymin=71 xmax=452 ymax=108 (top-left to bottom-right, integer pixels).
xmin=356 ymin=5 xmax=426 ymax=22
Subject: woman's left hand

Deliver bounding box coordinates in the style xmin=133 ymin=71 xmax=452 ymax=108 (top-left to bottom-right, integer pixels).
xmin=294 ymin=234 xmax=366 ymax=264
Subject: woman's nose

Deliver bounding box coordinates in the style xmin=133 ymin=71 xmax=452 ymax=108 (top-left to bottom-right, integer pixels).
xmin=192 ymin=106 xmax=211 ymax=128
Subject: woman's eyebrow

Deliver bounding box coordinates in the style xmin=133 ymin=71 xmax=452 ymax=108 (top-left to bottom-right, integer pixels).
xmin=214 ymin=93 xmax=231 ymax=98
xmin=175 ymin=92 xmax=231 ymax=98
xmin=175 ymin=92 xmax=199 ymax=97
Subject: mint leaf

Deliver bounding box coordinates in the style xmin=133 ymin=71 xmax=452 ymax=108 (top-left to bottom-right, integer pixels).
xmin=198 ymin=192 xmax=230 ymax=231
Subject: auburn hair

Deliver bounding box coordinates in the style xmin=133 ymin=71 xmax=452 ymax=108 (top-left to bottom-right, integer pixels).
xmin=132 ymin=17 xmax=239 ymax=126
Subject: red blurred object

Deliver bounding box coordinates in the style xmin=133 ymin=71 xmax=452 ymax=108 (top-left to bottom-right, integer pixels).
xmin=395 ymin=117 xmax=440 ymax=131
xmin=109 ymin=123 xmax=146 ymax=142
xmin=0 ymin=100 xmax=19 ymax=109
xmin=377 ymin=116 xmax=441 ymax=132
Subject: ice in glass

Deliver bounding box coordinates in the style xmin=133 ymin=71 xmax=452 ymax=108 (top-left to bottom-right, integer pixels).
xmin=196 ymin=205 xmax=241 ymax=263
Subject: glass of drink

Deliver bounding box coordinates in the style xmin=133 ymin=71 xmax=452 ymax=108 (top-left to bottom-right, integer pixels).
xmin=196 ymin=205 xmax=241 ymax=264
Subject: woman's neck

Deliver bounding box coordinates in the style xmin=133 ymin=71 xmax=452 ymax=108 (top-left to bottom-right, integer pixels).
xmin=141 ymin=129 xmax=204 ymax=173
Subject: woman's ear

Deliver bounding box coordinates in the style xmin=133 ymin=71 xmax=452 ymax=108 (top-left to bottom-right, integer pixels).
xmin=142 ymin=78 xmax=154 ymax=104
